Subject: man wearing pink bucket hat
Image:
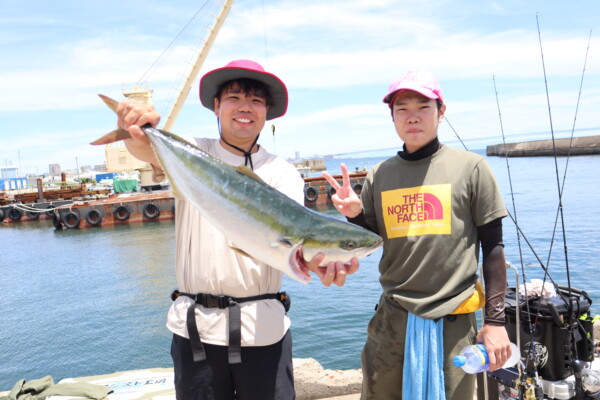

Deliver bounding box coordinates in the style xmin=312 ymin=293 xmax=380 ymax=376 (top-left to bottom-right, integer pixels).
xmin=324 ymin=70 xmax=511 ymax=399
xmin=115 ymin=59 xmax=359 ymax=400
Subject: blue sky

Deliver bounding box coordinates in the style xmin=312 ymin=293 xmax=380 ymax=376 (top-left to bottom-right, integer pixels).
xmin=1 ymin=0 xmax=599 ymax=175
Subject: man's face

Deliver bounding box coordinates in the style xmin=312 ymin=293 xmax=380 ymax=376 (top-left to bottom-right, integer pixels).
xmin=391 ymin=90 xmax=446 ymax=153
xmin=213 ymin=81 xmax=269 ymax=145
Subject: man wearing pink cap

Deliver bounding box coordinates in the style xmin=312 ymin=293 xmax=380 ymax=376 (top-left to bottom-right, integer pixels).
xmin=115 ymin=59 xmax=359 ymax=400
xmin=324 ymin=70 xmax=511 ymax=399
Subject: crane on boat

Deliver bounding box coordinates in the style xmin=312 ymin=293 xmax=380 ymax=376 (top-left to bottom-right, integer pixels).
xmin=104 ymin=0 xmax=234 ymax=186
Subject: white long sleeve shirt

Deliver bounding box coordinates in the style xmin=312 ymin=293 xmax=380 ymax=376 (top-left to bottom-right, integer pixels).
xmin=166 ymin=138 xmax=304 ymax=346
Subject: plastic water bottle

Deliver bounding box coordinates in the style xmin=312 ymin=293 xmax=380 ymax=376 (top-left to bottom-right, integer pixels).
xmin=582 ymin=369 xmax=600 ymax=392
xmin=452 ymin=343 xmax=521 ymax=374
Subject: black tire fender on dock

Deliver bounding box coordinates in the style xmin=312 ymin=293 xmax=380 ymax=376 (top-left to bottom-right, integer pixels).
xmin=63 ymin=211 xmax=81 ymax=229
xmin=45 ymin=205 xmax=55 ymax=217
xmin=304 ymin=186 xmax=318 ymax=202
xmin=86 ymin=209 xmax=103 ymax=226
xmin=327 ymin=186 xmax=337 ymax=199
xmin=113 ymin=205 xmax=130 ymax=221
xmin=0 ymin=208 xmax=4 ymax=221
xmin=143 ymin=203 xmax=160 ymax=219
xmin=7 ymin=207 xmax=22 ymax=221
xmin=26 ymin=210 xmax=40 ymax=220
xmin=52 ymin=213 xmax=62 ymax=229
xmin=352 ymin=183 xmax=363 ymax=195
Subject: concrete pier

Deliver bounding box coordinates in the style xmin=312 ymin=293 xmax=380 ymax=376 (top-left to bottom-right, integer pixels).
xmin=486 ymin=135 xmax=600 ymax=157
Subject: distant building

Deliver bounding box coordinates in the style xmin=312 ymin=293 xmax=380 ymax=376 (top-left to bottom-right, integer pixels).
xmin=0 ymin=166 xmax=18 ymax=179
xmin=94 ymin=164 xmax=107 ymax=172
xmin=0 ymin=166 xmax=27 ymax=191
xmin=104 ymin=142 xmax=147 ymax=172
xmin=292 ymin=158 xmax=326 ymax=172
xmin=49 ymin=164 xmax=61 ymax=175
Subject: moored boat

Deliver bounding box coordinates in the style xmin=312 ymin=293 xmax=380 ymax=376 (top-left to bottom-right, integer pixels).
xmin=52 ymin=191 xmax=175 ymax=229
xmin=303 ymin=171 xmax=367 ymax=206
xmin=0 ymin=200 xmax=74 ymax=223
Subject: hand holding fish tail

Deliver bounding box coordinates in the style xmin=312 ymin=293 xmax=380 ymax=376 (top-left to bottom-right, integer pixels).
xmin=306 ymin=253 xmax=359 ymax=287
xmin=115 ymin=99 xmax=161 ymax=166
xmin=322 ymin=163 xmax=363 ymax=218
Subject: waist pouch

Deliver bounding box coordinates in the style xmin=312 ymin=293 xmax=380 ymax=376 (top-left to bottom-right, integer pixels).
xmin=450 ymin=281 xmax=485 ymax=315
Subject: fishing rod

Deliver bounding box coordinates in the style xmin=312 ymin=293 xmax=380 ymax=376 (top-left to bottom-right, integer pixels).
xmin=492 ymin=75 xmax=527 ymax=296
xmin=493 ymin=76 xmax=540 ymax=391
xmin=542 ymin=29 xmax=593 ymax=295
xmin=446 ymin=103 xmax=552 ymax=399
xmin=443 ymin=117 xmax=469 ymax=151
xmin=444 ymin=117 xmax=557 ymax=285
xmin=136 ymin=1 xmax=214 ymax=86
xmin=535 ymin=14 xmax=573 ymax=304
xmin=502 ymin=18 xmax=596 ymax=400
xmin=446 ymin=22 xmax=596 ymax=398
xmin=447 ymin=112 xmax=550 ymax=275
xmin=533 ymin=24 xmax=597 ymax=399
xmin=445 ymin=90 xmax=582 ymax=300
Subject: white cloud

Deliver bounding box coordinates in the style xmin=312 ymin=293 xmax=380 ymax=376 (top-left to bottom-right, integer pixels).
xmin=1 ymin=0 xmax=599 ymax=173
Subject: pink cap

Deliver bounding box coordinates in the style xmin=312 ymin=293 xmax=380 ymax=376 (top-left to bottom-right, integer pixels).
xmin=382 ymin=70 xmax=443 ymax=107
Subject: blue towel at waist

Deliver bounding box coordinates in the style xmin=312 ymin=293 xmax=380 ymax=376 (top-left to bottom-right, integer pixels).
xmin=402 ymin=313 xmax=446 ymax=400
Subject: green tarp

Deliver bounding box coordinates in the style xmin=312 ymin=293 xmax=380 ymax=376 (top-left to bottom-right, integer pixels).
xmin=113 ymin=179 xmax=138 ymax=193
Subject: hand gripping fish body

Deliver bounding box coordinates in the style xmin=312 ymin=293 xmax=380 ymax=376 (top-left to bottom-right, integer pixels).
xmin=93 ymin=95 xmax=383 ymax=284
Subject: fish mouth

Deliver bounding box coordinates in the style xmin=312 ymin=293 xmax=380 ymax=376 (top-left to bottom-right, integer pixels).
xmin=289 ymin=244 xmax=312 ymax=283
xmin=368 ymin=239 xmax=384 ymax=253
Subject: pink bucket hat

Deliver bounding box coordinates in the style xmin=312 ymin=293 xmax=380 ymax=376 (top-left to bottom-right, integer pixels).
xmin=382 ymin=70 xmax=444 ymax=107
xmin=199 ymin=59 xmax=288 ymax=120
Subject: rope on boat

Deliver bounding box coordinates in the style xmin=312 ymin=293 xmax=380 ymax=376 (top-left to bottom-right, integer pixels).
xmin=12 ymin=203 xmax=58 ymax=213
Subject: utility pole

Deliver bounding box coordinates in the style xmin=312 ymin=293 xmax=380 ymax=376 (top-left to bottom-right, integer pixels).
xmin=75 ymin=157 xmax=80 ymax=182
xmin=18 ymin=150 xmax=22 ymax=177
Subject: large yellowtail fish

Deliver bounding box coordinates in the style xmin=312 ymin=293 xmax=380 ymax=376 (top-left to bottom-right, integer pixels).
xmin=92 ymin=95 xmax=383 ymax=284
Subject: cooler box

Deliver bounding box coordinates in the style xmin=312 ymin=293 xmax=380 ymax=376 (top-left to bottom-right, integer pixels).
xmin=504 ymin=285 xmax=594 ymax=381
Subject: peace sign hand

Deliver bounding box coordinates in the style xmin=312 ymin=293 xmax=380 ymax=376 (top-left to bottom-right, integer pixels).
xmin=322 ymin=163 xmax=363 ymax=218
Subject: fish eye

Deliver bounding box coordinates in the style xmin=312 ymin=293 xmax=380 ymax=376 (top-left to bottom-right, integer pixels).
xmin=344 ymin=241 xmax=356 ymax=250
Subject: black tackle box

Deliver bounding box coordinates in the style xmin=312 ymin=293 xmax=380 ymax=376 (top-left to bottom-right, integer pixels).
xmin=504 ymin=285 xmax=595 ymax=381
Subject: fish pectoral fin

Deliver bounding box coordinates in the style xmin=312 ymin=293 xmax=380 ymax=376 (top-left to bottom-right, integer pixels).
xmin=90 ymin=128 xmax=132 ymax=145
xmin=229 ymin=246 xmax=252 ymax=258
xmin=272 ymin=238 xmax=294 ymax=249
xmin=235 ymin=165 xmax=266 ymax=183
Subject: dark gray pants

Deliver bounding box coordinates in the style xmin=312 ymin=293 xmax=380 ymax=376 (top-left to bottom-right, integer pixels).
xmin=171 ymin=330 xmax=295 ymax=400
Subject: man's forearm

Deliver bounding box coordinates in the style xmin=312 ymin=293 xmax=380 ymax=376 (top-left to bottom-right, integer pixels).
xmin=482 ymin=245 xmax=507 ymax=325
xmin=124 ymin=138 xmax=160 ymax=167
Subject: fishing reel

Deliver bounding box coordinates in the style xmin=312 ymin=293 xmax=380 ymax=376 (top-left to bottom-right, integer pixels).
xmin=522 ymin=378 xmax=544 ymax=400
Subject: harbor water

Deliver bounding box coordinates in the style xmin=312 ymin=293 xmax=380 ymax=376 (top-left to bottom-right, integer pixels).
xmin=1 ymin=150 xmax=599 ymax=389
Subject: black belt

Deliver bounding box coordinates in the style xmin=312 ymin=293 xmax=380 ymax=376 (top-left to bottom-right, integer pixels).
xmin=171 ymin=289 xmax=290 ymax=364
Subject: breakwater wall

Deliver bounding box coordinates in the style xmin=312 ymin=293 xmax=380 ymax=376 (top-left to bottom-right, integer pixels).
xmin=486 ymin=135 xmax=600 ymax=157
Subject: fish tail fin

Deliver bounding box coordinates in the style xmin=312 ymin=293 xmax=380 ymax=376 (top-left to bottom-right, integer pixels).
xmin=90 ymin=128 xmax=132 ymax=145
xmin=90 ymin=94 xmax=132 ymax=145
xmin=98 ymin=94 xmax=119 ymax=113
